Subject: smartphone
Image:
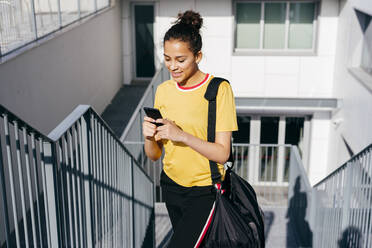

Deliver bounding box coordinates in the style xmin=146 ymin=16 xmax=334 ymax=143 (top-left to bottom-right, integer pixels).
xmin=143 ymin=107 xmax=163 ymax=126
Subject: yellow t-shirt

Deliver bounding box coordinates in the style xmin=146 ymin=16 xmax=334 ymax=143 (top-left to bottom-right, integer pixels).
xmin=154 ymin=74 xmax=238 ymax=187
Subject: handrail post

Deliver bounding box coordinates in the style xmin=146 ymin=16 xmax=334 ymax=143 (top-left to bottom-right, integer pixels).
xmin=131 ymin=158 xmax=135 ymax=248
xmin=81 ymin=113 xmax=93 ymax=247
xmin=0 ymin=123 xmax=10 ymax=247
xmin=43 ymin=141 xmax=60 ymax=248
xmin=341 ymin=161 xmax=353 ymax=231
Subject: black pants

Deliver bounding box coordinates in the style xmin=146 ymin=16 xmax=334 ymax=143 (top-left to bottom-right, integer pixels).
xmin=160 ymin=170 xmax=216 ymax=248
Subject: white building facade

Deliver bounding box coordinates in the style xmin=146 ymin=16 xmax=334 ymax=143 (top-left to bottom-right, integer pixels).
xmin=121 ymin=0 xmax=372 ymax=185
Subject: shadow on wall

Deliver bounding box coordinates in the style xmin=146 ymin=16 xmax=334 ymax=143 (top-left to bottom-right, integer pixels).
xmin=286 ymin=176 xmax=313 ymax=247
xmin=338 ymin=226 xmax=362 ymax=248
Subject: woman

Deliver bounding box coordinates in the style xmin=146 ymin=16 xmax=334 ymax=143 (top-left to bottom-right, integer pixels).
xmin=142 ymin=10 xmax=238 ymax=247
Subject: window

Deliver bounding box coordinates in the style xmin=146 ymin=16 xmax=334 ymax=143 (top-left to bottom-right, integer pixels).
xmin=361 ymin=14 xmax=372 ymax=75
xmin=235 ymin=1 xmax=317 ymax=52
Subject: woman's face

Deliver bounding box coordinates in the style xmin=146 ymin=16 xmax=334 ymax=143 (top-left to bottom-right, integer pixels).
xmin=164 ymin=39 xmax=202 ymax=84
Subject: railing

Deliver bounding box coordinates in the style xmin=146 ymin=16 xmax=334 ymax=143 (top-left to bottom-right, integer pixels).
xmin=312 ymin=144 xmax=372 ymax=248
xmin=120 ymin=65 xmax=169 ymax=200
xmin=125 ymin=140 xmax=294 ymax=204
xmin=0 ymin=104 xmax=154 ymax=247
xmin=287 ymin=145 xmax=313 ymax=247
xmin=0 ymin=0 xmax=111 ymax=57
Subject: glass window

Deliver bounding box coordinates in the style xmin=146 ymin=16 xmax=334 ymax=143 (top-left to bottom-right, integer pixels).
xmin=289 ymin=3 xmax=315 ymax=49
xmin=0 ymin=0 xmax=35 ymax=55
xmin=97 ymin=0 xmax=110 ymax=10
xmin=60 ymin=0 xmax=79 ymax=27
xmin=35 ymin=0 xmax=60 ymax=38
xmin=264 ymin=3 xmax=286 ymax=49
xmin=80 ymin=0 xmax=96 ymax=18
xmin=361 ymin=17 xmax=372 ymax=74
xmin=235 ymin=1 xmax=316 ymax=51
xmin=236 ymin=3 xmax=261 ymax=49
xmin=233 ymin=116 xmax=251 ymax=143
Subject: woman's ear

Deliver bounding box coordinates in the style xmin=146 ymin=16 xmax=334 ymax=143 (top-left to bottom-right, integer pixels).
xmin=195 ymin=51 xmax=203 ymax=64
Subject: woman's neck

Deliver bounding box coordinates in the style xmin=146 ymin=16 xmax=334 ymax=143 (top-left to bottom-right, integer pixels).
xmin=178 ymin=70 xmax=207 ymax=88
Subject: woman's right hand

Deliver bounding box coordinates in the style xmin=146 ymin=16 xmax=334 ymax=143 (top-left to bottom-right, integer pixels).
xmin=143 ymin=116 xmax=157 ymax=140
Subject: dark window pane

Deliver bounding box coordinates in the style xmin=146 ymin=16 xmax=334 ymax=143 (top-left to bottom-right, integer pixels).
xmin=233 ymin=116 xmax=251 ymax=143
xmin=260 ymin=117 xmax=279 ymax=144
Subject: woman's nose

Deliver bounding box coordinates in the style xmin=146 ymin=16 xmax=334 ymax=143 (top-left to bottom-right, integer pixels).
xmin=169 ymin=61 xmax=178 ymax=70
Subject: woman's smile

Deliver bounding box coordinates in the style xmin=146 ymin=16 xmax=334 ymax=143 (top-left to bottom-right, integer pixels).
xmin=171 ymin=72 xmax=183 ymax=78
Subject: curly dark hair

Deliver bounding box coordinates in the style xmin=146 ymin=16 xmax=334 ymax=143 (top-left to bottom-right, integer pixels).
xmin=164 ymin=10 xmax=203 ymax=55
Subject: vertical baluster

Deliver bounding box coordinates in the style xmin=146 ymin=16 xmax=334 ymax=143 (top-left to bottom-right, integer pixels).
xmin=68 ymin=129 xmax=79 ymax=247
xmin=13 ymin=121 xmax=30 ymax=248
xmin=80 ymin=115 xmax=93 ymax=247
xmin=0 ymin=114 xmax=11 ymax=248
xmin=43 ymin=138 xmax=61 ymax=247
xmin=72 ymin=123 xmax=83 ymax=247
xmin=77 ymin=120 xmax=87 ymax=247
xmin=355 ymin=154 xmax=365 ymax=244
xmin=30 ymin=134 xmax=44 ymax=247
xmin=99 ymin=121 xmax=104 ymax=247
xmin=91 ymin=118 xmax=98 ymax=246
xmin=365 ymin=149 xmax=372 ymax=248
xmin=63 ymin=133 xmax=74 ymax=246
xmin=22 ymin=127 xmax=37 ymax=247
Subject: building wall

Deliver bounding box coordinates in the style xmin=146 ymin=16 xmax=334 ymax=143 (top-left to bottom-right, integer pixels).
xmin=327 ymin=0 xmax=372 ymax=174
xmin=0 ymin=4 xmax=123 ymax=134
xmin=150 ymin=0 xmax=338 ymax=98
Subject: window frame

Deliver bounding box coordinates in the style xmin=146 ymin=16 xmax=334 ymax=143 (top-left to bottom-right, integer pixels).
xmin=233 ymin=0 xmax=319 ymax=56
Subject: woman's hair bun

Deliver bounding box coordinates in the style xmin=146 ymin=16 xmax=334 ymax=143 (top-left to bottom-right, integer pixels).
xmin=176 ymin=10 xmax=203 ymax=31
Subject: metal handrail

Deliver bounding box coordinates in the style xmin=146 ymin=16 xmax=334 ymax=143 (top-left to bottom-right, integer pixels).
xmin=314 ymin=143 xmax=372 ymax=187
xmin=0 ymin=103 xmax=154 ymax=247
xmin=311 ymin=143 xmax=372 ymax=248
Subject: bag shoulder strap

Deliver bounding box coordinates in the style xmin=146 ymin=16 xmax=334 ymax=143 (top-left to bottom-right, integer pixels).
xmin=204 ymin=77 xmax=232 ymax=185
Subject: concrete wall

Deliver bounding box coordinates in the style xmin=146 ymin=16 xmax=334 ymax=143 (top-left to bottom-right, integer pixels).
xmin=0 ymin=4 xmax=123 ymax=134
xmin=327 ymin=0 xmax=372 ymax=174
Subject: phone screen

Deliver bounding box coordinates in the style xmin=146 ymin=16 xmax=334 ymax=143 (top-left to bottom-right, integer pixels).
xmin=143 ymin=107 xmax=163 ymax=126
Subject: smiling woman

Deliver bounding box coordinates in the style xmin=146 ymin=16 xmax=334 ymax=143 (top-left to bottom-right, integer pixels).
xmin=142 ymin=10 xmax=238 ymax=248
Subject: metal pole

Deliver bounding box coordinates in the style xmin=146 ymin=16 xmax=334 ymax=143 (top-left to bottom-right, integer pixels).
xmin=78 ymin=0 xmax=81 ymax=19
xmin=131 ymin=158 xmax=135 ymax=248
xmin=57 ymin=0 xmax=62 ymax=28
xmin=0 ymin=118 xmax=10 ymax=248
xmin=30 ymin=0 xmax=38 ymax=39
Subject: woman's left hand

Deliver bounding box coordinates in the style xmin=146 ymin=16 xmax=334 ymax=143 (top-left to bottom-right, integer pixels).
xmin=155 ymin=119 xmax=185 ymax=143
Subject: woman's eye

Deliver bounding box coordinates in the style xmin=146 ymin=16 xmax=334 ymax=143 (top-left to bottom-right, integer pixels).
xmin=178 ymin=60 xmax=185 ymax=63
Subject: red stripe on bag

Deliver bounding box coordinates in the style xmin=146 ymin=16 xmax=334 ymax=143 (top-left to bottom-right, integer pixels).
xmin=194 ymin=201 xmax=216 ymax=248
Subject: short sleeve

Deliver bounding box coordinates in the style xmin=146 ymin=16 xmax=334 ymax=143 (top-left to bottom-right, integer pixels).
xmin=216 ymin=81 xmax=238 ymax=132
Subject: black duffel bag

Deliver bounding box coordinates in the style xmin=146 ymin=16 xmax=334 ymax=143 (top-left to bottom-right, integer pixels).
xmin=201 ymin=77 xmax=265 ymax=248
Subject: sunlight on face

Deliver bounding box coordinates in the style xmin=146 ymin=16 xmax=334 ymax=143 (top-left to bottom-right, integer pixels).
xmin=164 ymin=39 xmax=201 ymax=84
